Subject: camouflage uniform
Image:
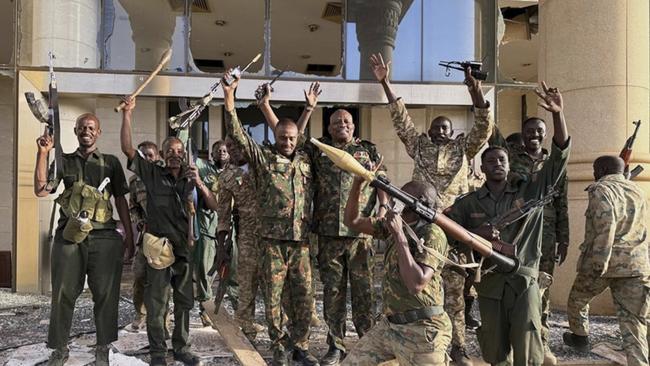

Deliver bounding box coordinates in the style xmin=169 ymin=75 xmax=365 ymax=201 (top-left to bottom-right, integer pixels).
xmin=226 ymin=109 xmax=315 ymax=354
xmin=217 ymin=163 xmax=262 ymax=337
xmin=446 ymin=140 xmax=570 ymax=365
xmin=342 ymin=219 xmax=452 ymax=365
xmin=303 ymin=136 xmax=385 ymax=352
xmin=490 ymin=128 xmax=570 ymax=344
xmin=129 ymin=175 xmax=148 ymax=318
xmin=389 ymin=98 xmax=493 ymax=348
xmin=567 ymin=174 xmax=649 ymax=366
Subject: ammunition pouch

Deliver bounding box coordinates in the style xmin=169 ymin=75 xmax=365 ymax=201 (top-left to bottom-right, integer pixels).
xmin=62 ymin=214 xmax=93 ymax=243
xmin=142 ymin=233 xmax=175 ymax=270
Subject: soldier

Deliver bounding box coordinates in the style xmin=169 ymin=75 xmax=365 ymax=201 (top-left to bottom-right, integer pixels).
xmin=223 ymin=74 xmax=318 ymax=366
xmin=490 ymin=117 xmax=571 ymax=365
xmin=258 ymin=82 xmax=388 ymax=365
xmin=121 ymin=97 xmax=219 ymax=366
xmin=34 ymin=113 xmax=134 ymax=366
xmin=369 ymin=52 xmax=493 ymax=365
xmin=216 ymin=137 xmax=266 ymax=340
xmin=342 ymin=178 xmax=451 ymax=365
xmin=446 ymin=82 xmax=570 ymax=365
xmin=563 ymin=156 xmax=649 ymax=366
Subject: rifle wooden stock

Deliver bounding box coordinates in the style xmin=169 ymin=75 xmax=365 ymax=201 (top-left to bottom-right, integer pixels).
xmin=114 ymin=48 xmax=172 ymax=112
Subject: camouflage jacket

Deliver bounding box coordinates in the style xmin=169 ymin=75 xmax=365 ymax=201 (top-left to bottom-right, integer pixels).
xmin=579 ymin=174 xmax=649 ymax=278
xmin=489 ymin=127 xmax=570 ymax=244
xmin=128 ymin=174 xmax=147 ymax=224
xmin=226 ymin=109 xmax=313 ymax=241
xmin=216 ymin=163 xmax=259 ymax=234
xmin=373 ymin=219 xmax=448 ymax=314
xmin=304 ymin=136 xmax=385 ymax=237
xmin=389 ymin=98 xmax=493 ymax=209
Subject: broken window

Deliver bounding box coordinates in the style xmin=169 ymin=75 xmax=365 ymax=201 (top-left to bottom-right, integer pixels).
xmin=497 ymin=2 xmax=539 ymax=84
xmin=189 ymin=0 xmax=264 ymax=74
xmin=496 ymin=86 xmax=538 ymax=134
xmin=270 ymin=1 xmax=343 ymax=78
xmin=103 ymin=0 xmax=187 ymax=72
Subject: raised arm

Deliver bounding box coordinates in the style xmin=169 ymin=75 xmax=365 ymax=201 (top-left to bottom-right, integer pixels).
xmin=257 ymin=82 xmax=320 ymax=134
xmin=344 ymin=176 xmax=377 ymax=235
xmin=536 ymin=81 xmax=568 ymax=148
xmin=256 ymin=84 xmax=279 ymax=130
xmin=370 ymin=53 xmax=420 ymax=158
xmin=34 ymin=133 xmax=54 ymax=197
xmin=463 ymin=66 xmax=493 ymax=159
xmin=185 ymin=165 xmax=219 ymax=210
xmin=120 ymin=97 xmax=137 ymax=161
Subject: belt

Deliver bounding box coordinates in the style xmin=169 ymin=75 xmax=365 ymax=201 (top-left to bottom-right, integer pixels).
xmin=387 ymin=305 xmax=444 ymax=325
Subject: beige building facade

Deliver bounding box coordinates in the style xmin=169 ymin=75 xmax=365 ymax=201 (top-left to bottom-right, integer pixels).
xmin=2 ymin=0 xmax=649 ymax=316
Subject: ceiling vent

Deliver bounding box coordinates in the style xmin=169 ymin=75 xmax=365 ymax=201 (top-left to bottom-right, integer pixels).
xmin=322 ymin=2 xmax=342 ymax=24
xmin=169 ymin=0 xmax=210 ymax=13
xmin=306 ymin=64 xmax=336 ymax=76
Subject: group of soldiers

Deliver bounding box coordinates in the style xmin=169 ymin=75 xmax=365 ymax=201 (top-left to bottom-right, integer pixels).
xmin=33 ymin=52 xmax=648 ymax=366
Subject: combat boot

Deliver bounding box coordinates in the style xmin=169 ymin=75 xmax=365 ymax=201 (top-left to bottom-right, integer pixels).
xmin=464 ymin=297 xmax=481 ymax=330
xmin=292 ymin=349 xmax=320 ymax=366
xmin=173 ymin=350 xmax=203 ymax=366
xmin=131 ymin=311 xmax=146 ymax=330
xmin=562 ymin=332 xmax=589 ymax=351
xmin=150 ymin=356 xmax=168 ymax=366
xmin=320 ymin=345 xmax=343 ymax=365
xmin=95 ymin=344 xmax=110 ymax=366
xmin=543 ymin=346 xmax=557 ymax=365
xmin=272 ymin=348 xmax=290 ymax=366
xmin=47 ymin=347 xmax=69 ymax=366
xmin=450 ymin=345 xmax=472 ymax=366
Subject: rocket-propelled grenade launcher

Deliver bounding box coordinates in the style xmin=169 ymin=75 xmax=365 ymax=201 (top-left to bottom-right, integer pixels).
xmin=309 ymin=137 xmax=519 ymax=274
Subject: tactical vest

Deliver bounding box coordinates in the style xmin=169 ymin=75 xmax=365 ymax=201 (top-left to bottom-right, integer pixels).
xmin=55 ymin=154 xmax=113 ymax=225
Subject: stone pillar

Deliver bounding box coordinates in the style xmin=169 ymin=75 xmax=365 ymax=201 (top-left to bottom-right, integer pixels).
xmin=31 ymin=0 xmax=101 ymax=68
xmin=355 ymin=0 xmax=403 ymax=80
xmin=539 ymin=0 xmax=650 ymax=314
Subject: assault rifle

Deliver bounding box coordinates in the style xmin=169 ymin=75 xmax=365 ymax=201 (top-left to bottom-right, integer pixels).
xmin=620 ymin=120 xmax=643 ymax=179
xmin=207 ymin=210 xmax=238 ymax=314
xmin=439 ymin=60 xmax=488 ymax=81
xmin=310 ymin=138 xmax=519 ymax=273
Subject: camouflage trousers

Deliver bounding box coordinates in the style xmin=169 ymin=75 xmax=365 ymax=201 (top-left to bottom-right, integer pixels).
xmin=341 ymin=315 xmax=451 ymax=366
xmin=568 ymin=273 xmax=650 ymax=366
xmin=442 ymin=252 xmax=475 ymax=346
xmin=538 ymin=218 xmax=558 ymax=346
xmin=318 ymin=235 xmax=375 ymax=352
xmin=235 ymin=229 xmax=263 ymax=336
xmin=262 ymin=238 xmax=314 ymax=352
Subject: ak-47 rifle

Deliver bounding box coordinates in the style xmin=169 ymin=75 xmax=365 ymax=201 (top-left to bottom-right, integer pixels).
xmin=620 ymin=120 xmax=643 ymax=179
xmin=475 ymin=187 xmax=559 ymax=257
xmin=310 ymin=138 xmax=519 ymax=273
xmin=438 ymin=60 xmax=488 ymax=81
xmin=207 ymin=209 xmax=238 ymax=314
xmin=254 ymin=69 xmax=285 ymax=103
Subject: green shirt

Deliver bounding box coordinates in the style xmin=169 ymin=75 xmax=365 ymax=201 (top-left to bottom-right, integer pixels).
xmin=128 ymin=153 xmax=193 ymax=257
xmin=446 ymin=139 xmax=570 ymax=299
xmin=50 ymin=149 xmax=128 ymax=230
xmin=373 ymin=219 xmax=448 ymax=315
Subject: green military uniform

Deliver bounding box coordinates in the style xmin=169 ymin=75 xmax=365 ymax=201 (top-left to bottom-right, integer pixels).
xmin=217 ymin=163 xmax=262 ymax=337
xmin=128 ymin=174 xmax=148 ymax=320
xmin=567 ymin=174 xmax=649 ymax=366
xmin=128 ymin=153 xmax=195 ymax=359
xmin=446 ymin=140 xmax=570 ymax=365
xmin=303 ymin=136 xmax=384 ymax=352
xmin=46 ymin=149 xmax=128 ymax=350
xmin=490 ymin=127 xmax=570 ymax=345
xmin=389 ymin=97 xmax=493 ymax=348
xmin=342 ymin=219 xmax=451 ymax=365
xmin=226 ymin=109 xmax=315 ymax=354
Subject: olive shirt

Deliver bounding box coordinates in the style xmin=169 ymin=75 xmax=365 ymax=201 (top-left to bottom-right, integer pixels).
xmin=446 ymin=139 xmax=570 ymax=299
xmin=128 ymin=153 xmax=193 ymax=258
xmin=49 ymin=149 xmax=129 ymax=231
xmin=372 ymin=219 xmax=448 ymax=314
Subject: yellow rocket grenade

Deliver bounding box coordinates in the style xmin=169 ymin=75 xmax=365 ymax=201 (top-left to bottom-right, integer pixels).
xmin=309 ymin=138 xmax=375 ymax=182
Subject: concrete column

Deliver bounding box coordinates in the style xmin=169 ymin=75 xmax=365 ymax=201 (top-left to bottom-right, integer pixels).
xmin=355 ymin=0 xmax=403 ymax=80
xmin=539 ymin=0 xmax=650 ymax=314
xmin=31 ymin=0 xmax=101 ymax=68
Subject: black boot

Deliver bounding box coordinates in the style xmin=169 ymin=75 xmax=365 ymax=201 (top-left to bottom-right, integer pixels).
xmin=464 ymin=297 xmax=481 ymax=330
xmin=563 ymin=332 xmax=589 ymax=351
xmin=320 ymin=345 xmax=343 ymax=365
xmin=293 ymin=349 xmax=320 ymax=366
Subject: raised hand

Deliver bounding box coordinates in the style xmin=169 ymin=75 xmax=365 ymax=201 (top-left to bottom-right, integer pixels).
xmin=36 ymin=132 xmax=54 ymax=153
xmin=221 ymin=68 xmax=240 ymax=96
xmin=121 ymin=96 xmax=136 ymax=113
xmin=256 ymin=83 xmax=272 ymax=106
xmin=464 ymin=66 xmax=481 ymax=93
xmin=304 ymin=82 xmax=321 ymax=108
xmin=536 ymin=81 xmax=563 ymax=113
xmin=369 ymin=53 xmax=391 ymax=82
